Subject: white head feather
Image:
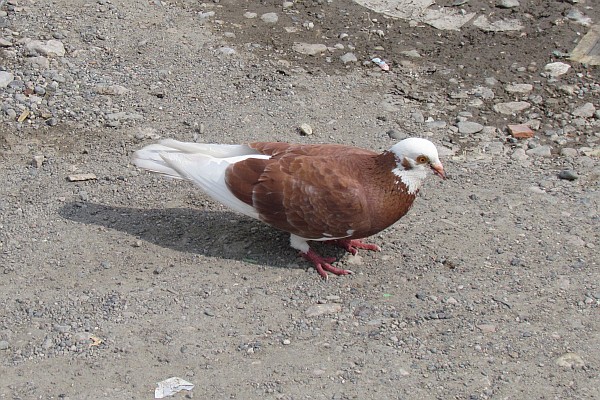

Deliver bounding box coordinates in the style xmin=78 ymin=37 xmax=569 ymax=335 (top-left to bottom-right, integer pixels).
xmin=389 ymin=138 xmax=445 ymax=194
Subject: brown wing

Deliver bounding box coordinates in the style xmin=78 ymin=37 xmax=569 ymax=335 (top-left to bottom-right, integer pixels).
xmin=249 ymin=142 xmax=377 ymax=158
xmin=226 ymin=144 xmax=378 ymax=239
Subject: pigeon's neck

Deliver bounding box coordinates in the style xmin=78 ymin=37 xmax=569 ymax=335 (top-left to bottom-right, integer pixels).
xmin=376 ymin=151 xmax=426 ymax=195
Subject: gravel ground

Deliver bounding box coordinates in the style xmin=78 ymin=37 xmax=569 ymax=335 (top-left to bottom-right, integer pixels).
xmin=0 ymin=0 xmax=599 ymax=399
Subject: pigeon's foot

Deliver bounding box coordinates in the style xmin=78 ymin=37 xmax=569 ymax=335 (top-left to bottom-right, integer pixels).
xmin=327 ymin=239 xmax=381 ymax=255
xmin=300 ymin=249 xmax=353 ymax=280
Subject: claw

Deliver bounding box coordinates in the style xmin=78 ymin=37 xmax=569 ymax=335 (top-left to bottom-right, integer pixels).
xmin=327 ymin=239 xmax=381 ymax=254
xmin=300 ymin=249 xmax=353 ymax=279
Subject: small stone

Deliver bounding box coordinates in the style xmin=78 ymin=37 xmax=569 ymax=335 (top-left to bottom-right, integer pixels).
xmin=243 ymin=12 xmax=257 ymax=19
xmin=0 ymin=340 xmax=9 ymax=350
xmin=5 ymin=108 xmax=17 ymax=119
xmin=558 ymin=170 xmax=578 ymax=181
xmin=511 ymin=148 xmax=528 ymax=161
xmin=565 ymin=9 xmax=592 ymax=26
xmin=282 ymin=339 xmax=291 ymax=345
xmin=260 ymin=12 xmax=278 ymax=24
xmin=457 ymin=121 xmax=484 ymax=134
xmin=508 ymin=124 xmax=534 ymax=139
xmin=305 ymin=303 xmax=341 ymax=318
xmin=387 ymin=129 xmax=407 ymax=140
xmin=299 ymin=123 xmax=313 ymax=135
xmin=31 ymin=155 xmax=44 ymax=168
xmin=95 ymin=84 xmax=128 ymax=95
xmin=73 ymin=332 xmax=92 ymax=343
xmin=560 ymin=148 xmax=578 ymax=157
xmin=27 ymin=56 xmax=50 ymax=69
xmin=0 ymin=38 xmax=12 ymax=47
xmin=67 ymin=173 xmax=97 ymax=182
xmin=505 ymin=83 xmax=532 ymax=94
xmin=292 ymin=42 xmax=327 ymax=56
xmin=340 ymin=52 xmax=357 ymax=63
xmin=46 ymin=117 xmax=58 ymax=126
xmin=526 ymin=146 xmax=552 ymax=157
xmin=199 ymin=307 xmax=214 ymax=316
xmin=345 ymin=254 xmax=363 ymax=266
xmin=218 ymin=47 xmax=236 ymax=55
xmin=544 ymin=62 xmax=571 ymax=77
xmin=400 ymin=49 xmax=421 ymax=58
xmin=0 ymin=71 xmax=14 ymax=88
xmin=555 ymin=353 xmax=585 ymax=369
xmin=101 ymin=260 xmax=111 ymax=269
xmin=493 ymin=101 xmax=531 ymax=114
xmin=571 ymin=103 xmax=595 ymax=118
xmin=476 ymin=324 xmax=496 ymax=333
xmin=496 ymin=0 xmax=520 ymax=8
xmin=53 ymin=324 xmax=71 ymax=333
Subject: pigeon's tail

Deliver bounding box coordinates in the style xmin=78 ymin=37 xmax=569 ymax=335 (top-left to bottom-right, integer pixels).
xmin=133 ymin=139 xmax=268 ymax=219
xmin=132 ymin=139 xmax=260 ymax=178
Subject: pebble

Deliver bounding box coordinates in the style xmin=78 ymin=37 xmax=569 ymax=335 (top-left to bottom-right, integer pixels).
xmin=401 ymin=49 xmax=421 ymax=58
xmin=218 ymin=47 xmax=236 ymax=55
xmin=25 ymin=39 xmax=66 ymax=57
xmin=476 ymin=324 xmax=497 ymax=333
xmin=95 ymin=84 xmax=129 ymax=95
xmin=243 ymin=12 xmax=257 ymax=19
xmin=544 ymin=62 xmax=571 ymax=77
xmin=53 ymin=324 xmax=71 ymax=333
xmin=560 ymin=148 xmax=578 ymax=157
xmin=282 ymin=339 xmax=291 ymax=345
xmin=31 ymin=155 xmax=44 ymax=168
xmin=340 ymin=52 xmax=357 ymax=63
xmin=345 ymin=254 xmax=363 ymax=266
xmin=493 ymin=101 xmax=531 ymax=114
xmin=292 ymin=42 xmax=327 ymax=56
xmin=260 ymin=12 xmax=278 ymax=24
xmin=299 ymin=123 xmax=313 ymax=135
xmin=496 ymin=0 xmax=520 ymax=8
xmin=387 ymin=129 xmax=407 ymax=140
xmin=305 ymin=303 xmax=341 ymax=318
xmin=0 ymin=340 xmax=9 ymax=350
xmin=67 ymin=173 xmax=97 ymax=182
xmin=565 ymin=9 xmax=592 ymax=26
xmin=557 ymin=170 xmax=578 ymax=181
xmin=457 ymin=121 xmax=483 ymax=134
xmin=505 ymin=83 xmax=532 ymax=94
xmin=507 ymin=124 xmax=534 ymax=139
xmin=571 ymin=103 xmax=595 ymax=118
xmin=555 ymin=353 xmax=585 ymax=369
xmin=0 ymin=71 xmax=14 ymax=88
xmin=526 ymin=146 xmax=552 ymax=157
xmin=27 ymin=56 xmax=50 ymax=69
xmin=511 ymin=148 xmax=528 ymax=161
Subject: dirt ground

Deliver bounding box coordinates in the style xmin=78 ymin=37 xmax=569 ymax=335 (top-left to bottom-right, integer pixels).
xmin=0 ymin=0 xmax=599 ymax=399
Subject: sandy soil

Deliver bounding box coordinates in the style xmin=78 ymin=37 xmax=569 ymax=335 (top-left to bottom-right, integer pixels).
xmin=0 ymin=0 xmax=598 ymax=399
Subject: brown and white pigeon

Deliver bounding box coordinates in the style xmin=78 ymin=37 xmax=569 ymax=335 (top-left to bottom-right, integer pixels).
xmin=133 ymin=138 xmax=445 ymax=279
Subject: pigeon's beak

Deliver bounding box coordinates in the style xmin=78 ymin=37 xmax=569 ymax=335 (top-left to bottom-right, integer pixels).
xmin=431 ymin=163 xmax=446 ymax=179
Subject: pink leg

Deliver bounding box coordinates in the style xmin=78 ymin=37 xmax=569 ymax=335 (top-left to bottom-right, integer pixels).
xmin=326 ymin=239 xmax=381 ymax=255
xmin=300 ymin=249 xmax=353 ymax=280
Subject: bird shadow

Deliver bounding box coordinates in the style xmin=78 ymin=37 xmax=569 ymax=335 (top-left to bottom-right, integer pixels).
xmin=57 ymin=201 xmax=347 ymax=270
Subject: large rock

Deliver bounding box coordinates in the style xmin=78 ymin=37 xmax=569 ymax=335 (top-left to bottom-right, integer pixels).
xmin=25 ymin=39 xmax=66 ymax=57
xmin=0 ymin=71 xmax=14 ymax=88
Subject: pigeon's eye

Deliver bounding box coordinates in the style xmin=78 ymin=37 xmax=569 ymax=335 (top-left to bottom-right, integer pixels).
xmin=416 ymin=155 xmax=428 ymax=164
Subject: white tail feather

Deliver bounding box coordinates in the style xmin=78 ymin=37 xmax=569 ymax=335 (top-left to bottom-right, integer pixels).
xmin=133 ymin=140 xmax=268 ymax=219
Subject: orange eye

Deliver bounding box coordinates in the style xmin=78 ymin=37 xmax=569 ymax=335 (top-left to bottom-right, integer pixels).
xmin=416 ymin=155 xmax=428 ymax=164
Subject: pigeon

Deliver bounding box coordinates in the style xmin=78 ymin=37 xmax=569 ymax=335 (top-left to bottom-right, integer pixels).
xmin=133 ymin=138 xmax=445 ymax=279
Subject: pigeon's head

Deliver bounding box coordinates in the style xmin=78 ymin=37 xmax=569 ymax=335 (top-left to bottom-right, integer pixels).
xmin=389 ymin=138 xmax=445 ymax=193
